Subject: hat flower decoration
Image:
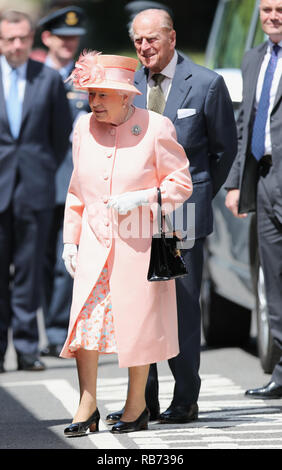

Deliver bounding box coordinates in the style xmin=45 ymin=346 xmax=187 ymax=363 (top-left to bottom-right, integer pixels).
xmin=65 ymin=50 xmax=142 ymax=95
xmin=66 ymin=50 xmax=105 ymax=88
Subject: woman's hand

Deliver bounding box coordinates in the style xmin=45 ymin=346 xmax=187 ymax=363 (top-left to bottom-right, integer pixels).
xmin=62 ymin=243 xmax=78 ymax=278
xmin=107 ymin=189 xmax=152 ymax=214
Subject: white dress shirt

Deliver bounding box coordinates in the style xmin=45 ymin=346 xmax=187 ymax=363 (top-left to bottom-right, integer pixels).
xmin=255 ymin=39 xmax=282 ymax=155
xmin=147 ymin=50 xmax=178 ymax=104
xmin=1 ymin=54 xmax=27 ymax=103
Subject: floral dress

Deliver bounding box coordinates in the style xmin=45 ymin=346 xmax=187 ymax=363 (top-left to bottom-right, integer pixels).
xmin=68 ymin=263 xmax=117 ymax=354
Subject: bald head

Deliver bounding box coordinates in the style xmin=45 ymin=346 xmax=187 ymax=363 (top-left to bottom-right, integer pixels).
xmin=130 ymin=8 xmax=173 ymax=37
xmin=131 ymin=8 xmax=176 ymax=73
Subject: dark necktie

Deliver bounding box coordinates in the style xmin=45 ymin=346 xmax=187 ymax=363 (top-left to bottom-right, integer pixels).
xmin=251 ymin=44 xmax=280 ymax=161
xmin=6 ymin=68 xmax=22 ymax=139
xmin=148 ymin=73 xmax=166 ymax=114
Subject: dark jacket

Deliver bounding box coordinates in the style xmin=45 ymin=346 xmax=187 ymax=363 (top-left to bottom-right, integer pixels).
xmin=134 ymin=52 xmax=237 ymax=239
xmin=0 ymin=58 xmax=72 ymax=212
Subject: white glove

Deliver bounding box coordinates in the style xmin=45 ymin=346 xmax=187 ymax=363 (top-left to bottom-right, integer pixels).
xmin=107 ymin=189 xmax=152 ymax=215
xmin=62 ymin=243 xmax=78 ymax=278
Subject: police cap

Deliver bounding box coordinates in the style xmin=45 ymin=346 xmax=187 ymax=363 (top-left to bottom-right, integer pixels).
xmin=39 ymin=5 xmax=86 ymax=36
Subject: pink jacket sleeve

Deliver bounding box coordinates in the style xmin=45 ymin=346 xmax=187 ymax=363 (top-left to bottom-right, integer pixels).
xmin=63 ymin=122 xmax=85 ymax=245
xmin=147 ymin=115 xmax=193 ymax=217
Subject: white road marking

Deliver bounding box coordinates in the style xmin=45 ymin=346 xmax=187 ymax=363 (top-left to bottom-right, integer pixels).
xmin=3 ymin=379 xmax=125 ymax=449
xmin=3 ymin=374 xmax=282 ymax=449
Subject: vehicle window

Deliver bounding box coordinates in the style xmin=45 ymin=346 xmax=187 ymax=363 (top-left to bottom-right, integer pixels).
xmin=208 ymin=0 xmax=257 ymax=69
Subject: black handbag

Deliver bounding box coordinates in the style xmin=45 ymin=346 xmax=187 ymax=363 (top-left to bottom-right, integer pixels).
xmin=147 ymin=188 xmax=188 ymax=282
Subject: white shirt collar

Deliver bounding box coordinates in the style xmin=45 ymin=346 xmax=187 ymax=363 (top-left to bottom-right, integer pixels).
xmin=148 ymin=50 xmax=177 ymax=81
xmin=0 ymin=54 xmax=27 ymax=78
xmin=267 ymin=39 xmax=282 ymax=53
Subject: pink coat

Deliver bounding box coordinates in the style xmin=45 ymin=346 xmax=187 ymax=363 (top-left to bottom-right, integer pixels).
xmin=60 ymin=107 xmax=193 ymax=367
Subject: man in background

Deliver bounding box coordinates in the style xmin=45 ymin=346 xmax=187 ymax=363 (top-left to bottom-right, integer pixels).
xmin=38 ymin=6 xmax=90 ymax=357
xmin=106 ymin=8 xmax=237 ymax=424
xmin=0 ymin=10 xmax=72 ymax=372
xmin=225 ymin=0 xmax=282 ymax=399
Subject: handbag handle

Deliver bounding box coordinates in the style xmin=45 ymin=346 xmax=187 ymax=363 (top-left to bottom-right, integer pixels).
xmin=157 ymin=187 xmax=174 ymax=235
xmin=157 ymin=187 xmax=163 ymax=234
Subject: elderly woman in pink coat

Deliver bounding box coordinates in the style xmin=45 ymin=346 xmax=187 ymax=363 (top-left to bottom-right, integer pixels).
xmin=60 ymin=51 xmax=192 ymax=437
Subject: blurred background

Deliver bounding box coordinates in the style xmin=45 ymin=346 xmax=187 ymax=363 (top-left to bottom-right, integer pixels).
xmin=0 ymin=0 xmax=219 ymax=65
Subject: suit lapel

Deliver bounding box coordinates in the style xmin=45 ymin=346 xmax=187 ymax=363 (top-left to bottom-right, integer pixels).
xmin=21 ymin=59 xmax=43 ymax=129
xmin=0 ymin=64 xmax=12 ymax=133
xmin=273 ymin=74 xmax=282 ymax=111
xmin=245 ymin=43 xmax=268 ymax=119
xmin=164 ymin=53 xmax=192 ymax=123
xmin=134 ymin=68 xmax=148 ymax=108
xmin=134 ymin=53 xmax=192 ymax=121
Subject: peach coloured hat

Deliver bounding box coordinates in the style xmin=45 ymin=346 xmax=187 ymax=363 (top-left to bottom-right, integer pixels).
xmin=66 ymin=50 xmax=142 ymax=95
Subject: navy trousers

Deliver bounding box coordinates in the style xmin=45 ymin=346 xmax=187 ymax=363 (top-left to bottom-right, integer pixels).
xmin=0 ymin=201 xmax=52 ymax=358
xmin=145 ymin=238 xmax=204 ymax=408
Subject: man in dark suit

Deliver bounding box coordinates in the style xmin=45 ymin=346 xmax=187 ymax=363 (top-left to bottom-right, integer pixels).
xmin=38 ymin=6 xmax=90 ymax=358
xmin=106 ymin=8 xmax=237 ymax=424
xmin=225 ymin=0 xmax=282 ymax=399
xmin=0 ymin=10 xmax=72 ymax=372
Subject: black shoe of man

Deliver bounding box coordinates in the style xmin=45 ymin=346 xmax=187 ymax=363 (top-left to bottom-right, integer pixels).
xmin=158 ymin=403 xmax=198 ymax=424
xmin=245 ymin=381 xmax=282 ymax=399
xmin=17 ymin=353 xmax=46 ymax=371
xmin=40 ymin=344 xmax=63 ymax=358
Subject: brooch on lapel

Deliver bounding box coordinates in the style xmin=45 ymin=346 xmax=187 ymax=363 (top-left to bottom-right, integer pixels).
xmin=131 ymin=124 xmax=142 ymax=136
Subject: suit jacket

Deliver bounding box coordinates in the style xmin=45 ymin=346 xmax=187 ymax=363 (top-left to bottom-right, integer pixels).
xmin=225 ymin=41 xmax=282 ymax=215
xmin=0 ymin=58 xmax=72 ymax=213
xmin=134 ymin=52 xmax=237 ymax=239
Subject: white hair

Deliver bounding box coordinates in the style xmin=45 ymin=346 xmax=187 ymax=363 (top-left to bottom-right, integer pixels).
xmin=117 ymin=90 xmax=135 ymax=105
xmin=129 ymin=8 xmax=174 ymax=40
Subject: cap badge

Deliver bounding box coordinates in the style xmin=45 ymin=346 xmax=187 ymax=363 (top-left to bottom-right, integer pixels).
xmin=65 ymin=12 xmax=78 ymax=26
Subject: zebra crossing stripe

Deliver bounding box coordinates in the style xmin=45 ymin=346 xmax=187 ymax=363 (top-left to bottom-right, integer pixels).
xmin=3 ymin=374 xmax=282 ymax=449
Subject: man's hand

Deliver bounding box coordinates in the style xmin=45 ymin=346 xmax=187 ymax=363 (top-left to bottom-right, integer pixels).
xmin=225 ymin=189 xmax=248 ymax=219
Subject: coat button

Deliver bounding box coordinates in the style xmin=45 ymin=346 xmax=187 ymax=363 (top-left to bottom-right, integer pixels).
xmin=105 ymin=240 xmax=111 ymax=247
xmin=104 ymin=219 xmax=110 ymax=226
xmin=102 ymin=195 xmax=108 ymax=204
xmin=110 ymin=128 xmax=116 ymax=136
xmin=107 ymin=154 xmax=112 ymax=158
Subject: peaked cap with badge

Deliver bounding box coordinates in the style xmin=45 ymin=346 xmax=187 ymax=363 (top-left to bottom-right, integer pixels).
xmin=38 ymin=5 xmax=86 ymax=36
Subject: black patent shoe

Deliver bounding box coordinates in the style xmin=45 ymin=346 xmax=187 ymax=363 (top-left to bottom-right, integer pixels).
xmin=106 ymin=408 xmax=124 ymax=424
xmin=110 ymin=408 xmax=149 ymax=434
xmin=106 ymin=405 xmax=159 ymax=424
xmin=245 ymin=381 xmax=282 ymax=399
xmin=64 ymin=408 xmax=100 ymax=437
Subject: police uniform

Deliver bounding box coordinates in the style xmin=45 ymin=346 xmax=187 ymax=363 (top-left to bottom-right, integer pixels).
xmin=39 ymin=7 xmax=90 ymax=356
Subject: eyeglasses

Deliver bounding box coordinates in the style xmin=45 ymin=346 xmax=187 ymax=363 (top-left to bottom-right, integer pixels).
xmin=0 ymin=34 xmax=32 ymax=44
